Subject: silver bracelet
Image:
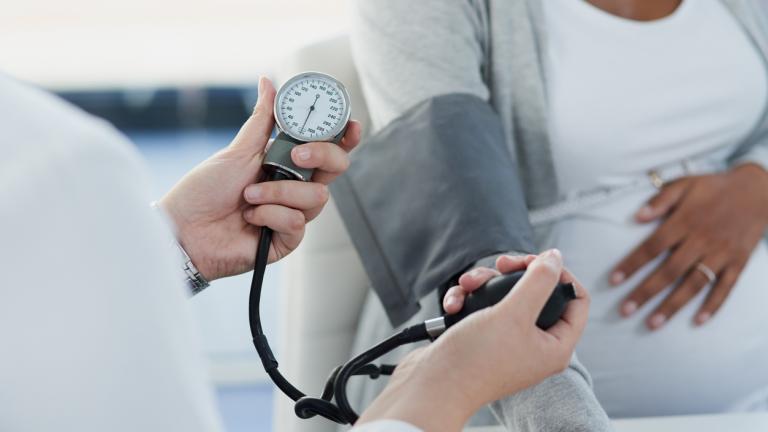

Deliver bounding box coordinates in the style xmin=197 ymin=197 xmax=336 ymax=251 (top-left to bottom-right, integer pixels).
xmin=150 ymin=201 xmax=210 ymax=294
xmin=175 ymin=238 xmax=210 ymax=295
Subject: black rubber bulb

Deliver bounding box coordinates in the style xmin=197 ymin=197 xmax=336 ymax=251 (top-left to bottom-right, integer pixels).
xmin=443 ymin=270 xmax=576 ymax=330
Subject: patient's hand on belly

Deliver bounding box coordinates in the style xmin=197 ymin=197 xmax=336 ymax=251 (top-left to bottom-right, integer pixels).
xmin=610 ymin=162 xmax=768 ymax=330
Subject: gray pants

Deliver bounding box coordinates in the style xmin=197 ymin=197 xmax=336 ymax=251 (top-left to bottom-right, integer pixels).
xmin=345 ymin=290 xmax=612 ymax=431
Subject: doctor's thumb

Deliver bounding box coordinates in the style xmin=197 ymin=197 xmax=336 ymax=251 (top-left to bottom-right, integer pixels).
xmin=230 ymin=77 xmax=277 ymax=154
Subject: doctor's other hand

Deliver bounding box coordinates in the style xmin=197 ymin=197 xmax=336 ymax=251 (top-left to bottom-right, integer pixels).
xmin=358 ymin=250 xmax=590 ymax=432
xmin=158 ymin=77 xmax=362 ymax=282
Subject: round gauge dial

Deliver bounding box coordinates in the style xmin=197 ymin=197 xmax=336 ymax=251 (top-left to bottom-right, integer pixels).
xmin=274 ymin=72 xmax=351 ymax=142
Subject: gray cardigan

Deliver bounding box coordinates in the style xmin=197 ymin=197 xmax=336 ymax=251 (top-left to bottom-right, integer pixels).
xmin=351 ymin=0 xmax=768 ymax=211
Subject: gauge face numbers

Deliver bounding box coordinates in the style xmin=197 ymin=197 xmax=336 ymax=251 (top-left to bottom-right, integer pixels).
xmin=276 ymin=74 xmax=350 ymax=142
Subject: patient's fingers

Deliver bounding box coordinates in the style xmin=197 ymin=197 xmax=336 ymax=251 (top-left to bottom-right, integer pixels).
xmin=634 ymin=179 xmax=689 ymax=223
xmin=695 ymin=264 xmax=739 ymax=325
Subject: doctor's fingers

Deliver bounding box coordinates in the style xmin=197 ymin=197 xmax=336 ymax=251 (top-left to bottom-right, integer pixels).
xmin=229 ymin=77 xmax=277 ymax=154
xmin=292 ymin=121 xmax=362 ymax=185
xmin=242 ymin=204 xmax=306 ymax=242
xmin=444 ymin=255 xmax=535 ymax=314
xmin=443 ymin=267 xmax=500 ymax=314
xmin=496 ymin=249 xmax=564 ymax=325
xmin=495 ymin=254 xmax=537 ymax=273
xmin=244 ymin=180 xmax=329 ymax=221
xmin=545 ymin=276 xmax=590 ymax=348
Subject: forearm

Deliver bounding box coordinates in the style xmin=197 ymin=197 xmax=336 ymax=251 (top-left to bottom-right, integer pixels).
xmin=490 ymin=355 xmax=612 ymax=432
xmin=358 ymin=351 xmax=478 ymax=432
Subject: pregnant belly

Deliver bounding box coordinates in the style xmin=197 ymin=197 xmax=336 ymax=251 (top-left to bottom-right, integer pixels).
xmin=542 ymin=190 xmax=768 ymax=418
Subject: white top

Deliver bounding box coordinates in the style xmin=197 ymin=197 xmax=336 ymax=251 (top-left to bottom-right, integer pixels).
xmin=546 ymin=0 xmax=767 ymax=192
xmin=0 ymin=74 xmax=416 ymax=432
xmin=543 ymin=0 xmax=768 ymax=417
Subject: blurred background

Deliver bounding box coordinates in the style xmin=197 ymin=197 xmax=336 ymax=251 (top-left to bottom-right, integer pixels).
xmin=1 ymin=1 xmax=350 ymax=430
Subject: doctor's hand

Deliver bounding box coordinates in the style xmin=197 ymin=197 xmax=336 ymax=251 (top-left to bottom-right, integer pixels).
xmin=358 ymin=250 xmax=590 ymax=432
xmin=611 ymin=163 xmax=768 ymax=330
xmin=159 ymin=77 xmax=362 ymax=282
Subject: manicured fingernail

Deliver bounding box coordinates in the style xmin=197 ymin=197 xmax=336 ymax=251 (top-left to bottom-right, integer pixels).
xmin=695 ymin=312 xmax=711 ymax=325
xmin=468 ymin=268 xmax=482 ymax=278
xmin=245 ymin=185 xmax=261 ymax=201
xmin=445 ymin=296 xmax=460 ymax=309
xmin=294 ymin=147 xmax=311 ymax=161
xmin=649 ymin=314 xmax=666 ymax=329
xmin=621 ymin=301 xmax=637 ymax=317
xmin=610 ymin=271 xmax=625 ymax=285
xmin=258 ymin=77 xmax=265 ymax=94
xmin=636 ymin=205 xmax=653 ymax=219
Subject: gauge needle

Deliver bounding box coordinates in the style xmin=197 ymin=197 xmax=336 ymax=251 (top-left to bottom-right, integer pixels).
xmin=299 ymin=94 xmax=321 ymax=134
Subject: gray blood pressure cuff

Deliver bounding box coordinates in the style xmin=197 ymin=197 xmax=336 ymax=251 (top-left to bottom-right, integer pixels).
xmin=332 ymin=94 xmax=535 ymax=326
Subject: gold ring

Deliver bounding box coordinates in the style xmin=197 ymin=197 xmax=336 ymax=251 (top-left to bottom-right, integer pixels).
xmin=648 ymin=170 xmax=665 ymax=189
xmin=695 ymin=263 xmax=717 ymax=284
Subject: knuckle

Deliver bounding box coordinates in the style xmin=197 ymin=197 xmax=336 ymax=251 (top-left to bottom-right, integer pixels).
xmin=243 ymin=207 xmax=258 ymax=224
xmin=317 ymin=185 xmax=330 ymax=203
xmin=644 ymin=237 xmax=665 ymax=256
xmin=530 ymin=258 xmax=559 ymax=277
xmin=338 ymin=153 xmax=351 ymax=172
xmin=629 ymin=288 xmax=651 ymax=305
xmin=528 ymin=264 xmax=555 ymax=282
xmin=289 ymin=212 xmax=306 ymax=232
xmin=658 ymin=265 xmax=677 ymax=282
xmin=311 ymin=142 xmax=327 ymax=162
xmin=663 ymin=297 xmax=683 ymax=314
xmin=272 ymin=182 xmax=287 ymax=201
xmin=445 ymin=286 xmax=461 ymax=298
xmin=721 ymin=271 xmax=739 ymax=290
xmin=619 ymin=254 xmax=644 ymax=274
xmin=659 ymin=264 xmax=680 ymax=282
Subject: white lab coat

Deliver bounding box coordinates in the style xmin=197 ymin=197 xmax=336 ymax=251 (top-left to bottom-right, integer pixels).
xmin=0 ymin=74 xmax=419 ymax=432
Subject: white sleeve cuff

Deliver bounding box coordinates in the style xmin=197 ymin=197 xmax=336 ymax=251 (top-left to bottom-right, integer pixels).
xmin=351 ymin=419 xmax=423 ymax=432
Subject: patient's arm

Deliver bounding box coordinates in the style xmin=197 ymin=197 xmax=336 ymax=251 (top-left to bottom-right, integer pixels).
xmin=345 ymin=0 xmax=610 ymax=430
xmin=351 ymin=0 xmax=491 ymax=130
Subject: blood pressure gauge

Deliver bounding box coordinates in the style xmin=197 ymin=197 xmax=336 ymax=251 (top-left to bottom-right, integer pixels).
xmin=275 ymin=72 xmax=352 ymax=142
xmin=264 ymin=72 xmax=352 ymax=181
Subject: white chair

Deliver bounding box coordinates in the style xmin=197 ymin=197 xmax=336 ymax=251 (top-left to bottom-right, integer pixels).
xmin=273 ymin=35 xmax=372 ymax=432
